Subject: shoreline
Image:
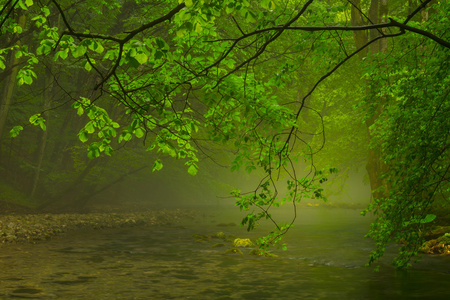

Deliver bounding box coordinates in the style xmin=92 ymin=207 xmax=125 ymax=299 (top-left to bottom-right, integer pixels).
xmin=0 ymin=209 xmax=193 ymax=244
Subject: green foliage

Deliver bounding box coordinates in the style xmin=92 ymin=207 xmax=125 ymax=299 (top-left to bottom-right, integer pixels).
xmin=1 ymin=0 xmax=448 ymax=269
xmin=29 ymin=114 xmax=46 ymax=131
xmin=361 ymin=2 xmax=450 ymax=268
xmin=9 ymin=126 xmax=24 ymax=138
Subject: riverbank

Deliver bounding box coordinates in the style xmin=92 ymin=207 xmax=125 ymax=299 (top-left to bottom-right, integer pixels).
xmin=0 ymin=209 xmax=193 ymax=244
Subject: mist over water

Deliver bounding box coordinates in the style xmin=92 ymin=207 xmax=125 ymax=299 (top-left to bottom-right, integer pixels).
xmin=2 ymin=162 xmax=448 ymax=299
xmin=1 ymin=204 xmax=449 ymax=299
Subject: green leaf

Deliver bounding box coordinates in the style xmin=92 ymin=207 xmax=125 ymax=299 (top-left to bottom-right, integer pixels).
xmin=135 ymin=127 xmax=145 ymax=138
xmin=85 ymin=61 xmax=92 ymax=71
xmin=89 ymin=41 xmax=104 ymax=53
xmin=176 ymin=29 xmax=187 ymax=37
xmin=39 ymin=120 xmax=46 ymax=131
xmin=41 ymin=6 xmax=50 ymax=17
xmin=104 ymin=145 xmax=113 ymax=156
xmin=9 ymin=125 xmax=23 ymax=138
xmin=85 ymin=122 xmax=95 ymax=134
xmin=72 ymin=45 xmax=87 ymax=58
xmin=87 ymin=146 xmax=100 ymax=159
xmin=59 ymin=50 xmax=68 ymax=60
xmin=78 ymin=130 xmax=89 ymax=143
xmin=29 ymin=114 xmax=40 ymax=124
xmin=194 ymin=22 xmax=203 ymax=33
xmin=187 ymin=163 xmax=198 ymax=176
xmin=261 ymin=0 xmax=275 ymax=10
xmin=134 ymin=52 xmax=148 ymax=64
xmin=152 ymin=159 xmax=163 ymax=172
xmin=118 ymin=132 xmax=132 ymax=143
xmin=419 ymin=214 xmax=436 ymax=224
xmin=25 ymin=0 xmax=33 ymax=6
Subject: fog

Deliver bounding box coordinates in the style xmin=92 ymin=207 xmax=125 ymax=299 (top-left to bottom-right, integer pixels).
xmin=89 ymin=154 xmax=372 ymax=218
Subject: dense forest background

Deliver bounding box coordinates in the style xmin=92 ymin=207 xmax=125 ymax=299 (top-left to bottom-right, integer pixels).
xmin=0 ymin=0 xmax=448 ymax=268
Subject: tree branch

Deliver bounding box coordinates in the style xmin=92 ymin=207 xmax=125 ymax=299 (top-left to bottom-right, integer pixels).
xmin=0 ymin=0 xmax=19 ymax=32
xmin=389 ymin=18 xmax=450 ymax=49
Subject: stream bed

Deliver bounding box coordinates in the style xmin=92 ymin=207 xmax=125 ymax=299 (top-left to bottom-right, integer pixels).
xmin=0 ymin=207 xmax=449 ymax=299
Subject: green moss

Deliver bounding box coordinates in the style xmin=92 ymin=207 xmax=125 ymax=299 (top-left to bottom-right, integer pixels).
xmin=192 ymin=233 xmax=209 ymax=242
xmin=211 ymin=243 xmax=226 ymax=248
xmin=420 ymin=233 xmax=450 ymax=255
xmin=437 ymin=233 xmax=450 ymax=244
xmin=211 ymin=232 xmax=225 ymax=239
xmin=233 ymin=238 xmax=253 ymax=247
xmin=224 ymin=247 xmax=243 ymax=255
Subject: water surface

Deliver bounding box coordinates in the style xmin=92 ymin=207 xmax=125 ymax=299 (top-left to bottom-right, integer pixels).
xmin=1 ymin=207 xmax=449 ymax=299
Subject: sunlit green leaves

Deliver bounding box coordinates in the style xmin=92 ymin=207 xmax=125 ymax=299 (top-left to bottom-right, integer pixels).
xmin=152 ymin=159 xmax=163 ymax=172
xmin=18 ymin=0 xmax=33 ymax=10
xmin=9 ymin=126 xmax=23 ymax=138
xmin=186 ymin=161 xmax=198 ymax=176
xmin=36 ymin=40 xmax=53 ymax=56
xmin=29 ymin=114 xmax=46 ymax=131
xmin=260 ymin=0 xmax=275 ymax=10
xmin=135 ymin=128 xmax=145 ymax=138
xmin=71 ymin=44 xmax=87 ymax=58
xmin=78 ymin=130 xmax=89 ymax=143
xmin=84 ymin=60 xmax=94 ymax=71
xmin=88 ymin=40 xmax=104 ymax=54
xmin=72 ymin=97 xmax=120 ymax=158
xmin=419 ymin=214 xmax=436 ymax=224
xmin=16 ymin=69 xmax=37 ymax=85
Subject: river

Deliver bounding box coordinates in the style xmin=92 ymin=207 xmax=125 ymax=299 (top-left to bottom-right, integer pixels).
xmin=0 ymin=207 xmax=449 ymax=299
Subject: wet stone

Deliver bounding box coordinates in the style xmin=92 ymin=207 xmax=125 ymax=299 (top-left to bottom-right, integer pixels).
xmin=9 ymin=287 xmax=50 ymax=299
xmin=53 ymin=279 xmax=89 ymax=285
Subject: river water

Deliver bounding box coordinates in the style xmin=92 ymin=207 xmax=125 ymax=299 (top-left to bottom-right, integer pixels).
xmin=0 ymin=207 xmax=449 ymax=299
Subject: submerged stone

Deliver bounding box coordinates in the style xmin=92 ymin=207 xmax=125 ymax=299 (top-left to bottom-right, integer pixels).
xmin=211 ymin=232 xmax=226 ymax=239
xmin=224 ymin=248 xmax=243 ymax=255
xmin=248 ymin=249 xmax=278 ymax=257
xmin=192 ymin=233 xmax=209 ymax=242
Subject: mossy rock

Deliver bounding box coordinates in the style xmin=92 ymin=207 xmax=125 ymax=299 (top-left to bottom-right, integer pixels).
xmin=192 ymin=233 xmax=209 ymax=242
xmin=224 ymin=247 xmax=243 ymax=255
xmin=420 ymin=235 xmax=450 ymax=255
xmin=437 ymin=233 xmax=450 ymax=244
xmin=211 ymin=232 xmax=226 ymax=239
xmin=248 ymin=249 xmax=278 ymax=257
xmin=211 ymin=243 xmax=226 ymax=248
xmin=233 ymin=238 xmax=253 ymax=247
xmin=425 ymin=226 xmax=450 ymax=240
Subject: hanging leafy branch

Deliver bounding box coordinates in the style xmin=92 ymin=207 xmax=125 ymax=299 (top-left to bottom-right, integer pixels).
xmin=2 ymin=0 xmax=448 ymax=266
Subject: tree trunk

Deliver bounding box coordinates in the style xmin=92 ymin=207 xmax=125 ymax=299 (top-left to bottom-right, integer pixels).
xmin=349 ymin=0 xmax=368 ymax=59
xmin=29 ymin=68 xmax=53 ymax=200
xmin=351 ymin=0 xmax=390 ymax=199
xmin=0 ymin=13 xmax=26 ymax=142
